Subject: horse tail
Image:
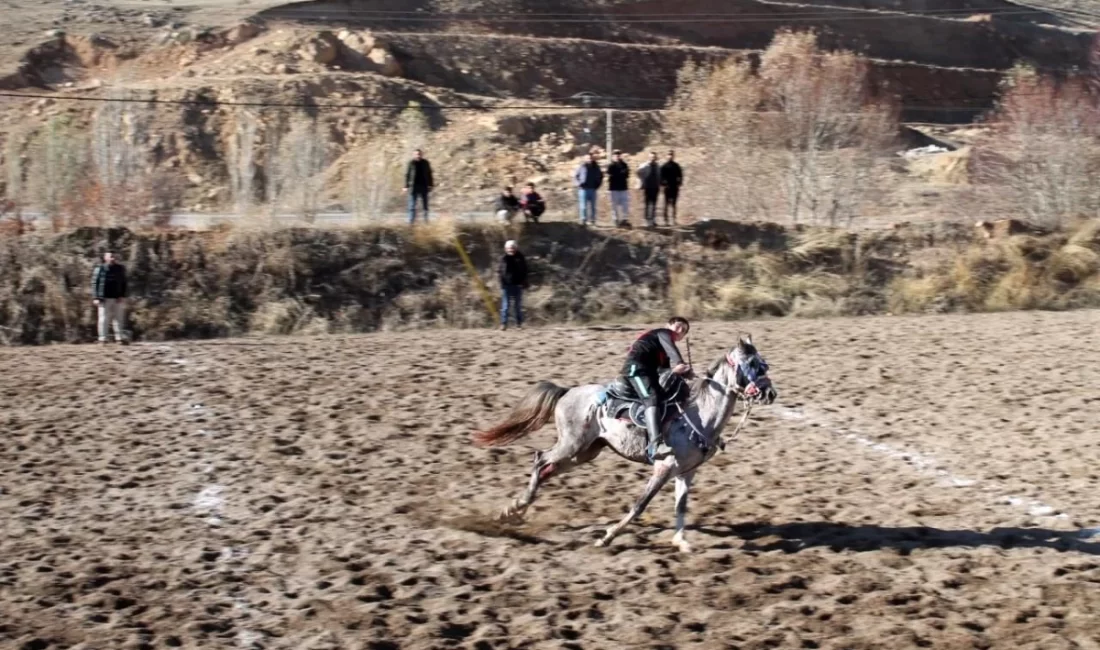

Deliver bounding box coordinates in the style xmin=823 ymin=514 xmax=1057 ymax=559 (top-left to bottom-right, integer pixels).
xmin=472 ymin=381 xmax=570 ymax=448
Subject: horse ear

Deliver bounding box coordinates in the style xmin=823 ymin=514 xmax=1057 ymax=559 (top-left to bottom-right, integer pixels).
xmin=739 ymin=333 xmax=753 ymax=348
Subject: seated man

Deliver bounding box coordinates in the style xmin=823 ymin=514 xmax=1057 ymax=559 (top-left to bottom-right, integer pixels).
xmin=520 ymin=183 xmax=546 ymax=223
xmin=497 ymin=186 xmax=522 ymax=223
xmin=619 ymin=316 xmax=692 ymax=462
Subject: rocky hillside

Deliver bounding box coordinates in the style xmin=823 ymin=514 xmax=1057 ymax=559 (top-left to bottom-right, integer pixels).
xmin=0 ymin=0 xmax=1096 ymax=219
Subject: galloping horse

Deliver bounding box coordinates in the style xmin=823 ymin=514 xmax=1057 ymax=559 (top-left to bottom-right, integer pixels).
xmin=473 ymin=334 xmax=777 ymax=551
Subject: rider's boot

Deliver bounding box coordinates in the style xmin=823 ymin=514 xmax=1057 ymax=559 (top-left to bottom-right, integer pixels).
xmin=644 ymin=405 xmax=662 ymax=463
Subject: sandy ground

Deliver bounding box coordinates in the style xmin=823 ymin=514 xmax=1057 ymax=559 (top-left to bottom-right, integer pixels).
xmin=2 ymin=310 xmax=1099 ymax=649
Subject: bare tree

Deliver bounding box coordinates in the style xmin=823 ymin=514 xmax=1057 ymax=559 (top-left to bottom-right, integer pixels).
xmin=91 ymin=89 xmax=151 ymax=224
xmin=264 ymin=111 xmax=287 ymax=224
xmin=666 ymin=56 xmax=769 ymax=220
xmin=665 ymin=30 xmax=897 ymax=227
xmin=3 ymin=127 xmax=28 ymax=213
xmin=29 ymin=116 xmax=91 ymax=227
xmin=346 ymin=136 xmax=402 ymax=221
xmin=228 ymin=107 xmax=259 ymax=216
xmin=973 ymin=65 xmax=1100 ymax=228
xmin=268 ymin=115 xmax=326 ymax=221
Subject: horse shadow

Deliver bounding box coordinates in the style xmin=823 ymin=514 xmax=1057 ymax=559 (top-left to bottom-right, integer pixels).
xmin=681 ymin=521 xmax=1100 ymax=556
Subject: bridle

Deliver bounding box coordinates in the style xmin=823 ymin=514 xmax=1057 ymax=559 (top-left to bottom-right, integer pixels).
xmin=705 ymin=348 xmax=769 ymax=401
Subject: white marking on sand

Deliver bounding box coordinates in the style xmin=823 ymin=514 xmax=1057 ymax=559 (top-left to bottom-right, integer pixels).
xmin=169 ymin=346 xmax=262 ymax=646
xmin=774 ymin=406 xmax=1088 ymax=529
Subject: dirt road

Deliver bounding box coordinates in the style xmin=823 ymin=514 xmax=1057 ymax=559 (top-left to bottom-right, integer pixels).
xmin=2 ymin=310 xmax=1098 ymax=649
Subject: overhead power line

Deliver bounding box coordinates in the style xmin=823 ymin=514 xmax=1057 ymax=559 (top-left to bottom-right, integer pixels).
xmin=244 ymin=7 xmax=1065 ymax=24
xmin=0 ymin=91 xmax=1017 ymax=114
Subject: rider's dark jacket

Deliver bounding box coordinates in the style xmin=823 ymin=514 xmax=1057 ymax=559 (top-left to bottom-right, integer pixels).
xmin=621 ymin=328 xmax=684 ymax=379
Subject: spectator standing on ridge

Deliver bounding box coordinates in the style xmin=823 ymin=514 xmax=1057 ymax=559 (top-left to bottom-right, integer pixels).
xmin=573 ymin=152 xmax=603 ymax=226
xmin=520 ymin=183 xmax=546 ymax=223
xmin=607 ymin=150 xmax=631 ymax=226
xmin=499 ymin=240 xmax=529 ymax=331
xmin=661 ymin=150 xmax=684 ymax=225
xmin=637 ymin=151 xmax=662 ymax=228
xmin=91 ymin=251 xmax=130 ymax=345
xmin=404 ymin=149 xmax=434 ymax=224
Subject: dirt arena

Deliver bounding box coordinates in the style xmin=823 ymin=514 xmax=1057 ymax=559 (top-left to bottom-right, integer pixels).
xmin=2 ymin=310 xmax=1099 ymax=650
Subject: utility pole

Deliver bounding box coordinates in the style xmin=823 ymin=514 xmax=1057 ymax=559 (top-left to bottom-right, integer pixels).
xmin=606 ymin=108 xmax=613 ymax=157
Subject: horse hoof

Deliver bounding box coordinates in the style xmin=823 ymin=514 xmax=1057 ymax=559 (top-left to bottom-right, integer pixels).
xmin=675 ymin=541 xmax=694 ymax=554
xmin=497 ymin=509 xmax=525 ymax=524
xmin=594 ymin=538 xmax=608 ymax=548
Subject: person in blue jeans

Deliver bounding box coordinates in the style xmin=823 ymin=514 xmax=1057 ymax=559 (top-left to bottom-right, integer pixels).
xmin=499 ymin=240 xmax=529 ymax=331
xmin=573 ymin=152 xmax=603 ymax=225
xmin=404 ymin=149 xmax=434 ymax=224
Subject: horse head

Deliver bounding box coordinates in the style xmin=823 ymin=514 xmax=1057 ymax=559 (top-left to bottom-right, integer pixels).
xmin=708 ymin=334 xmax=778 ymax=405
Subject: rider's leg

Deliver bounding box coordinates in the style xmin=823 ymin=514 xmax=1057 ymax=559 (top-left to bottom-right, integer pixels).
xmin=629 ymin=373 xmax=662 ymax=462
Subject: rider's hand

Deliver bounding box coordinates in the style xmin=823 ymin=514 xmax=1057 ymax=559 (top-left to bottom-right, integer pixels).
xmin=672 ymin=363 xmax=690 ymax=375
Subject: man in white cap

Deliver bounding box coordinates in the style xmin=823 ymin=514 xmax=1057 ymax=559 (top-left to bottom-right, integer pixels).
xmin=498 ymin=240 xmax=529 ymax=330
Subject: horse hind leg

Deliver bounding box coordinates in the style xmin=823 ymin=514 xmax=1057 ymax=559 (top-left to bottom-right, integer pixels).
xmin=498 ymin=450 xmax=550 ymax=522
xmin=498 ymin=440 xmax=605 ymax=523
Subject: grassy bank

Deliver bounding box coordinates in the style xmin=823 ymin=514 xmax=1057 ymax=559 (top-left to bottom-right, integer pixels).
xmin=1 ymin=218 xmax=1098 ymax=344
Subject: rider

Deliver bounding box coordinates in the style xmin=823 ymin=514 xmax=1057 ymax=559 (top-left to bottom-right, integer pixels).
xmin=620 ymin=316 xmax=692 ymax=462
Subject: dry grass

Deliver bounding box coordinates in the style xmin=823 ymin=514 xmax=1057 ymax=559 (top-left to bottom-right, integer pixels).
xmin=888 ymin=219 xmax=1100 ymax=314
xmin=0 ymin=218 xmax=1098 ymax=344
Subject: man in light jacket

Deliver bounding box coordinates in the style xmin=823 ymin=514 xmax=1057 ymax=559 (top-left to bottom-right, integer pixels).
xmin=573 ymin=153 xmax=603 ymax=226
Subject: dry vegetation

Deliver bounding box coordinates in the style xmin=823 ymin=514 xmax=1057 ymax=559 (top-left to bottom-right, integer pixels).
xmin=1 ymin=217 xmax=1098 ymax=344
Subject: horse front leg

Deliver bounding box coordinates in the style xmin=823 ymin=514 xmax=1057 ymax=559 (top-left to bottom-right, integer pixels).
xmin=671 ymin=471 xmax=695 ymax=553
xmin=595 ymin=460 xmax=675 ymax=548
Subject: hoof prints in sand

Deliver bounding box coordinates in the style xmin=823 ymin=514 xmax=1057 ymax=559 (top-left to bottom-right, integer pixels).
xmin=1 ymin=311 xmax=1098 ymax=649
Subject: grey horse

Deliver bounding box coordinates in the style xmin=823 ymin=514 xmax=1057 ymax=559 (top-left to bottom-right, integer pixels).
xmin=473 ymin=334 xmax=777 ymax=551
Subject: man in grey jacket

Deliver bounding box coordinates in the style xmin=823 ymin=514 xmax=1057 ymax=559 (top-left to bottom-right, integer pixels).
xmin=573 ymin=153 xmax=604 ymax=226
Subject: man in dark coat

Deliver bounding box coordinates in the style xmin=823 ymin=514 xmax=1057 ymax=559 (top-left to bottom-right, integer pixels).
xmin=404 ymin=149 xmax=434 ymax=224
xmin=607 ymin=150 xmax=631 ymax=226
xmin=661 ymin=150 xmax=684 ymax=225
xmin=90 ymin=251 xmax=130 ymax=344
xmin=573 ymin=153 xmax=604 ymax=225
xmin=499 ymin=240 xmax=529 ymax=331
xmin=637 ymin=151 xmax=662 ymax=228
xmin=520 ymin=183 xmax=546 ymax=223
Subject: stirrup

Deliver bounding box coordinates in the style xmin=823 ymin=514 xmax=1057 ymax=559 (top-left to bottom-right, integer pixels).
xmin=645 ymin=438 xmax=661 ymax=464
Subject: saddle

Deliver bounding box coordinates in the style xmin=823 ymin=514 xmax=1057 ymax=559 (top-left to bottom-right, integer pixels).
xmin=595 ymin=370 xmax=691 ymax=431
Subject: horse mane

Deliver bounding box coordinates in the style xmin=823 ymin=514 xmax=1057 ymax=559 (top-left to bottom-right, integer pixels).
xmin=688 ymin=352 xmax=728 ymax=402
